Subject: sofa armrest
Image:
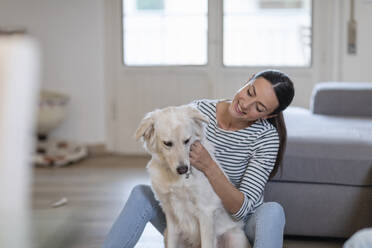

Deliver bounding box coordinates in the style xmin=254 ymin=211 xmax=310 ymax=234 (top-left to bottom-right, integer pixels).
xmin=310 ymin=82 xmax=372 ymax=117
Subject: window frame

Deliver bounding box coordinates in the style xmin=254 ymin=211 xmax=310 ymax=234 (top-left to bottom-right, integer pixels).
xmin=120 ymin=0 xmax=314 ymax=69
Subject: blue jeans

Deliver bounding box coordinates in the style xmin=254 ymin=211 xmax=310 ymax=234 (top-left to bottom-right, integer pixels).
xmin=343 ymin=228 xmax=372 ymax=248
xmin=102 ymin=184 xmax=285 ymax=248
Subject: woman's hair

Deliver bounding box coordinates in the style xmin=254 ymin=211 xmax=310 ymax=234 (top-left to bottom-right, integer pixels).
xmin=252 ymin=69 xmax=295 ymax=179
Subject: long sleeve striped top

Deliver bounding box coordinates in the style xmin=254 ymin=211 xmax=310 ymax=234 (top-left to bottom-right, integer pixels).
xmin=192 ymin=99 xmax=280 ymax=222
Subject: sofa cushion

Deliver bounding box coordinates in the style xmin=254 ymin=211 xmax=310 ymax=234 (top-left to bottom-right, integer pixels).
xmin=310 ymin=82 xmax=372 ymax=117
xmin=271 ymin=106 xmax=372 ymax=186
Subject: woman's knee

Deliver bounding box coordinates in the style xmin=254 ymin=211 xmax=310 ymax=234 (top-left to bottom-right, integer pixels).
xmin=131 ymin=184 xmax=152 ymax=197
xmin=131 ymin=185 xmax=166 ymax=234
xmin=344 ymin=228 xmax=372 ymax=248
xmin=129 ymin=184 xmax=155 ymax=207
xmin=259 ymin=202 xmax=286 ymax=227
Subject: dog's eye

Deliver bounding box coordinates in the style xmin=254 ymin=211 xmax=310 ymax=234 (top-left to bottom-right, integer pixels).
xmin=163 ymin=141 xmax=173 ymax=147
xmin=184 ymin=138 xmax=190 ymax=145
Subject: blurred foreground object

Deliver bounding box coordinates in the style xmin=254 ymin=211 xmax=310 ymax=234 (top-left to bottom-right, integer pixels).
xmin=0 ymin=33 xmax=40 ymax=248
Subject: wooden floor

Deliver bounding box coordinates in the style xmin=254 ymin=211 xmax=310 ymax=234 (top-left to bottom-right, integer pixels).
xmin=31 ymin=155 xmax=345 ymax=248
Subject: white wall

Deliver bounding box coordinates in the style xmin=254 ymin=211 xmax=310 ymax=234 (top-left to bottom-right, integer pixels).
xmin=1 ymin=0 xmax=371 ymax=148
xmin=0 ymin=0 xmax=105 ymax=144
xmin=340 ymin=0 xmax=372 ymax=81
xmin=105 ymin=0 xmax=334 ymax=153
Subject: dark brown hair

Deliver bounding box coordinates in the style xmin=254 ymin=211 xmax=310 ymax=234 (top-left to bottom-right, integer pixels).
xmin=253 ymin=69 xmax=295 ymax=179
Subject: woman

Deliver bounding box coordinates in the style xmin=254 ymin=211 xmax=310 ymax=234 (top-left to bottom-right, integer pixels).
xmin=103 ymin=69 xmax=295 ymax=248
xmin=343 ymin=228 xmax=372 ymax=248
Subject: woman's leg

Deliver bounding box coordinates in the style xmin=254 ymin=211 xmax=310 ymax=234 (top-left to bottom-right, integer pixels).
xmin=244 ymin=202 xmax=286 ymax=248
xmin=343 ymin=228 xmax=372 ymax=248
xmin=102 ymin=184 xmax=166 ymax=248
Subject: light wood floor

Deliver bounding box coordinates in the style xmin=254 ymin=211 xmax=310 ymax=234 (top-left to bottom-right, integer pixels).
xmin=31 ymin=155 xmax=345 ymax=248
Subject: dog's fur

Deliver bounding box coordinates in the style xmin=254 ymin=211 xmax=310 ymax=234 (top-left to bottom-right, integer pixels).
xmin=136 ymin=105 xmax=250 ymax=248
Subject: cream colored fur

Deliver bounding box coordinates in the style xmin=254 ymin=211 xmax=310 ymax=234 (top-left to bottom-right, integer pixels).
xmin=136 ymin=105 xmax=250 ymax=248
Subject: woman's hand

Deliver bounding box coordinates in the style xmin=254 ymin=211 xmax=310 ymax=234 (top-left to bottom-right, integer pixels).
xmin=189 ymin=141 xmax=214 ymax=173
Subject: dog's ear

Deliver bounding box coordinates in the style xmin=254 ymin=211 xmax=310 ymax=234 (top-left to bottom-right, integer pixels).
xmin=186 ymin=106 xmax=208 ymax=139
xmin=186 ymin=106 xmax=209 ymax=125
xmin=135 ymin=111 xmax=156 ymax=143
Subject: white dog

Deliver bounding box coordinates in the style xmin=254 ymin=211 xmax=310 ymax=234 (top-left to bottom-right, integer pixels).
xmin=135 ymin=105 xmax=250 ymax=248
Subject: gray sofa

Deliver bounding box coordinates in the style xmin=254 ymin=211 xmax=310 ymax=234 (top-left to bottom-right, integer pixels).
xmin=264 ymin=82 xmax=372 ymax=238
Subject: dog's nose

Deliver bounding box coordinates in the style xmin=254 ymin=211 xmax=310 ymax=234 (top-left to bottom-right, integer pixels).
xmin=177 ymin=165 xmax=188 ymax=175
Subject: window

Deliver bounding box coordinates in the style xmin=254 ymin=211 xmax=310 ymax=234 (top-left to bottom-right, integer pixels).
xmin=136 ymin=0 xmax=164 ymax=10
xmin=122 ymin=0 xmax=208 ymax=65
xmin=122 ymin=0 xmax=312 ymax=67
xmin=224 ymin=0 xmax=312 ymax=67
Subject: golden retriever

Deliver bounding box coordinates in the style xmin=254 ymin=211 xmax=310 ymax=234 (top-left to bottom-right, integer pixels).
xmin=136 ymin=105 xmax=250 ymax=248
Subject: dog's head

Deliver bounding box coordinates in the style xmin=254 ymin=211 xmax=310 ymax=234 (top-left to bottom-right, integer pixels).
xmin=135 ymin=105 xmax=208 ymax=176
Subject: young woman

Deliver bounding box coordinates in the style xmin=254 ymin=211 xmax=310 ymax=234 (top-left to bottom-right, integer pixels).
xmin=102 ymin=69 xmax=295 ymax=248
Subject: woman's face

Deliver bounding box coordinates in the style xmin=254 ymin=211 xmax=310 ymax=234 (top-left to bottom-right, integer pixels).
xmin=229 ymin=77 xmax=280 ymax=121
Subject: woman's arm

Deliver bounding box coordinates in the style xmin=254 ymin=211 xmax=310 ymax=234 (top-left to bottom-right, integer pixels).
xmin=190 ymin=127 xmax=280 ymax=220
xmin=204 ymin=160 xmax=245 ymax=215
xmin=189 ymin=141 xmax=244 ymax=215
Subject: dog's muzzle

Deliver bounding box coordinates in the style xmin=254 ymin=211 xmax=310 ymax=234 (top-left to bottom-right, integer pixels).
xmin=177 ymin=165 xmax=188 ymax=175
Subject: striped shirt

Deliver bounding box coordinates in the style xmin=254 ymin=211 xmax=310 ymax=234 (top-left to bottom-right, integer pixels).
xmin=192 ymin=99 xmax=280 ymax=221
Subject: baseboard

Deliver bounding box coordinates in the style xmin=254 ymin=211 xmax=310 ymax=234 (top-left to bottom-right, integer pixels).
xmin=86 ymin=143 xmax=110 ymax=157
